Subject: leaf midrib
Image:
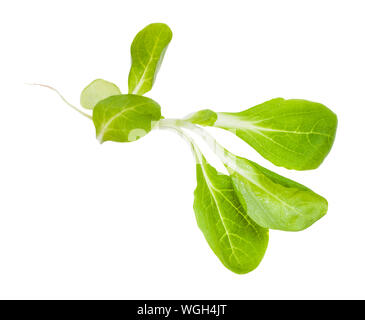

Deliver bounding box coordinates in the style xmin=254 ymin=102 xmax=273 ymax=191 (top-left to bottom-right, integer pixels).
xmin=226 ymin=161 xmax=304 ymax=217
xmin=96 ymin=102 xmax=150 ymax=141
xmin=216 ymin=114 xmax=332 ymax=138
xmin=199 ymin=163 xmax=246 ymax=262
xmin=132 ymin=29 xmax=164 ymax=95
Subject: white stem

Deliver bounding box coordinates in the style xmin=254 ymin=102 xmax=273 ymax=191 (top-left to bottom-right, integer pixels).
xmin=158 ymin=124 xmax=202 ymax=164
xmin=158 ymin=118 xmax=234 ymax=166
xmin=27 ymin=83 xmax=93 ymax=120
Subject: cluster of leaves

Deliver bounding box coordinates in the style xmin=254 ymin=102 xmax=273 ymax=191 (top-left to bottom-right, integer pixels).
xmin=39 ymin=23 xmax=337 ymax=274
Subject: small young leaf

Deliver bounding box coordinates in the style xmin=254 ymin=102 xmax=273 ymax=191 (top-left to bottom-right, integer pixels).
xmin=128 ymin=23 xmax=173 ymax=95
xmin=213 ymin=98 xmax=338 ymax=170
xmin=194 ymin=154 xmax=268 ymax=274
xmin=93 ymin=94 xmax=161 ymax=143
xmin=225 ymin=155 xmax=328 ymax=231
xmin=185 ymin=109 xmax=217 ymax=126
xmin=80 ymin=79 xmax=121 ymax=110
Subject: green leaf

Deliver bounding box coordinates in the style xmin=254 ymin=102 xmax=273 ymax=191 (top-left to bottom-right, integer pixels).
xmin=193 ymin=154 xmax=268 ymax=274
xmin=213 ymin=98 xmax=338 ymax=170
xmin=93 ymin=94 xmax=161 ymax=143
xmin=224 ymin=154 xmax=328 ymax=231
xmin=80 ymin=79 xmax=121 ymax=110
xmin=185 ymin=109 xmax=217 ymax=126
xmin=128 ymin=23 xmax=173 ymax=95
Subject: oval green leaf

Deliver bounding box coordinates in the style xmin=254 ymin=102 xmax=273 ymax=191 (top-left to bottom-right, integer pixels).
xmin=93 ymin=94 xmax=161 ymax=143
xmin=194 ymin=154 xmax=269 ymax=274
xmin=185 ymin=109 xmax=217 ymax=126
xmin=225 ymin=155 xmax=328 ymax=231
xmin=213 ymin=98 xmax=338 ymax=170
xmin=80 ymin=79 xmax=121 ymax=110
xmin=128 ymin=23 xmax=173 ymax=95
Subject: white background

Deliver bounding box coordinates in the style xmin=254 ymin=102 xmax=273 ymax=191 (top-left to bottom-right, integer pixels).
xmin=0 ymin=0 xmax=364 ymax=299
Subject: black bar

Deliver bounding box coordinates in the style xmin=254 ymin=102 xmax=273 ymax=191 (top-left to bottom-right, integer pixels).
xmin=0 ymin=300 xmax=359 ymax=318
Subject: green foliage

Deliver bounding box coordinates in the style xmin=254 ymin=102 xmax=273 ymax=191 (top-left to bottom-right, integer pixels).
xmin=185 ymin=109 xmax=217 ymax=126
xmin=80 ymin=79 xmax=121 ymax=110
xmin=212 ymin=98 xmax=338 ymax=170
xmin=225 ymin=156 xmax=328 ymax=231
xmin=93 ymin=94 xmax=161 ymax=143
xmin=194 ymin=154 xmax=268 ymax=274
xmin=128 ymin=23 xmax=172 ymax=95
xmin=38 ymin=22 xmax=338 ymax=274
